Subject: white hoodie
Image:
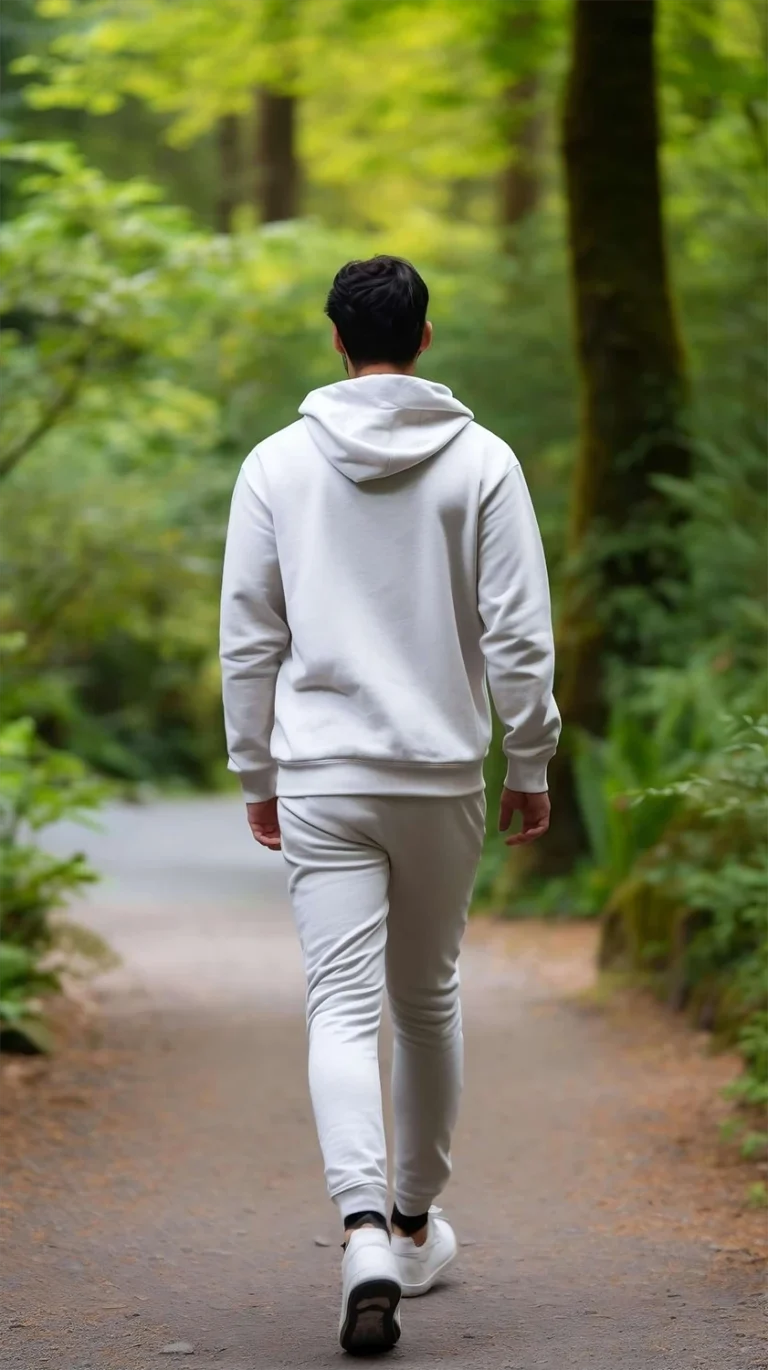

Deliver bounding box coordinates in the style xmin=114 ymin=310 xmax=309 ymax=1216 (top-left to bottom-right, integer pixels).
xmin=220 ymin=374 xmax=560 ymax=802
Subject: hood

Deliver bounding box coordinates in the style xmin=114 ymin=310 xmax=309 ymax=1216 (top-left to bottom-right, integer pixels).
xmin=298 ymin=374 xmax=474 ymax=483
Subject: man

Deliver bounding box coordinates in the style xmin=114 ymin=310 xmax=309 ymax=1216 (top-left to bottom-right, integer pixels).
xmin=220 ymin=255 xmax=560 ymax=1354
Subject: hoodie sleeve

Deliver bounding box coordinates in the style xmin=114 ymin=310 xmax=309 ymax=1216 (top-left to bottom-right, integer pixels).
xmin=478 ymin=456 xmax=561 ymax=792
xmin=220 ymin=457 xmax=290 ymax=802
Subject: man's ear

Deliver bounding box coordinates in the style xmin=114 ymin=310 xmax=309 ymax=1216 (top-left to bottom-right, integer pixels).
xmin=332 ymin=324 xmax=350 ymax=373
xmin=420 ymin=321 xmax=433 ymax=354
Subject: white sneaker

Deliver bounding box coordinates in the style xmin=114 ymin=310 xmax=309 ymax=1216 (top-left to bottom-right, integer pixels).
xmin=339 ymin=1227 xmax=402 ymax=1354
xmin=391 ymin=1207 xmax=458 ymax=1298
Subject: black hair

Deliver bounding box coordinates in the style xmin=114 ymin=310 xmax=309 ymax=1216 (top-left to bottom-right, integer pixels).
xmin=325 ymin=255 xmax=429 ymax=366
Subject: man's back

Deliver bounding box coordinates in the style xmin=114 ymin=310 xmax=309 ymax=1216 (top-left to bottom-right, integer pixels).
xmin=222 ymin=373 xmax=559 ymax=803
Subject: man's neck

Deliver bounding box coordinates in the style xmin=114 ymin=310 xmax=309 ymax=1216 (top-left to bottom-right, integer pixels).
xmin=349 ymin=362 xmax=417 ymax=379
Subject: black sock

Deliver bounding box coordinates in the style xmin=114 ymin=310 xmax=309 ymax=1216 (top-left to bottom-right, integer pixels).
xmin=344 ymin=1209 xmax=389 ymax=1235
xmin=391 ymin=1203 xmax=429 ymax=1236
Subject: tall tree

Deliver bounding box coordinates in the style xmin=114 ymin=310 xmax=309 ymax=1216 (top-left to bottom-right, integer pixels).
xmin=548 ymin=0 xmax=692 ymax=869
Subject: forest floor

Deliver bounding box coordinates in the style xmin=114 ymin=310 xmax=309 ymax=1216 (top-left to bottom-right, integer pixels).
xmin=1 ymin=797 xmax=766 ymax=1370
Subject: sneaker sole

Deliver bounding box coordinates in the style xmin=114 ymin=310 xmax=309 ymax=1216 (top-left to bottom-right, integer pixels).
xmin=339 ymin=1277 xmax=402 ymax=1355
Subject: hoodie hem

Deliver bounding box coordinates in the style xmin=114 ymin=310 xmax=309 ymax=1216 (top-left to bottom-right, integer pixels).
xmin=276 ymin=759 xmax=485 ymax=798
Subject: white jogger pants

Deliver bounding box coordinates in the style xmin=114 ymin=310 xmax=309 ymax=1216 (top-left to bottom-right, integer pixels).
xmin=278 ymin=793 xmax=486 ymax=1222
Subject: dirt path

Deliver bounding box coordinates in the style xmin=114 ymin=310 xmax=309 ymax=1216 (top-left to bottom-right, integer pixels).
xmin=2 ymin=798 xmax=765 ymax=1369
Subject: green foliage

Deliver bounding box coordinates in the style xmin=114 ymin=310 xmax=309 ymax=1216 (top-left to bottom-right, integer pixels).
xmin=719 ymin=1113 xmax=768 ymax=1165
xmin=11 ymin=0 xmax=562 ymax=234
xmin=0 ymin=145 xmax=228 ymax=779
xmin=738 ymin=1128 xmax=768 ymax=1160
xmin=0 ymin=940 xmax=58 ymax=1052
xmin=571 ymin=711 xmax=681 ymax=912
xmin=729 ymin=1014 xmax=768 ymax=1109
xmin=0 ymin=714 xmax=105 ymax=1050
xmin=639 ymin=716 xmax=766 ymax=974
xmin=746 ymin=1181 xmax=768 ymax=1209
xmin=0 ymin=715 xmax=103 ymax=946
xmin=587 ymin=714 xmax=768 ymax=1108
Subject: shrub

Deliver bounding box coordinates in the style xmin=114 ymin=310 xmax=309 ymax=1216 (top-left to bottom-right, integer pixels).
xmin=0 ymin=716 xmax=104 ymax=1050
xmin=599 ymin=715 xmax=768 ymax=1104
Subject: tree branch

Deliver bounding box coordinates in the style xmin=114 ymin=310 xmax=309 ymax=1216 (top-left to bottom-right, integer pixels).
xmin=0 ymin=350 xmax=90 ymax=482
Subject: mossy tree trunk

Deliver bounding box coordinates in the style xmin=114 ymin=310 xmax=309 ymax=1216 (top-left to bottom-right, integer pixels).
xmin=546 ymin=0 xmax=692 ymax=872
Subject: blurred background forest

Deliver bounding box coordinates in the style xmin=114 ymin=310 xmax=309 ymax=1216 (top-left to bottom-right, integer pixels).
xmin=0 ymin=0 xmax=766 ymax=1135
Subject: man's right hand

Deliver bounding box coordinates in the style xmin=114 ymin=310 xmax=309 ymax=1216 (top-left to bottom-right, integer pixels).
xmin=246 ymin=798 xmax=282 ymax=850
xmin=498 ymin=787 xmax=551 ymax=846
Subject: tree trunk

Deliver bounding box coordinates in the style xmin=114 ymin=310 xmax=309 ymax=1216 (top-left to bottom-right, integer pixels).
xmin=500 ymin=70 xmax=541 ymax=236
xmin=497 ymin=4 xmax=543 ymax=245
xmin=216 ymin=114 xmax=242 ymax=233
xmin=547 ymin=0 xmax=692 ymax=871
xmin=254 ymin=87 xmax=299 ymax=223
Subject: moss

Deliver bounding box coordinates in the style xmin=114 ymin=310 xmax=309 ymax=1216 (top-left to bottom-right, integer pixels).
xmin=600 ymin=870 xmax=677 ymax=972
xmin=600 ymin=858 xmax=758 ymax=1040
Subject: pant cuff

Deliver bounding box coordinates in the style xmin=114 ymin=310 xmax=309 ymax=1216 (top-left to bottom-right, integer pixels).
xmin=334 ymin=1184 xmax=389 ymax=1223
xmin=393 ymin=1194 xmax=437 ymax=1218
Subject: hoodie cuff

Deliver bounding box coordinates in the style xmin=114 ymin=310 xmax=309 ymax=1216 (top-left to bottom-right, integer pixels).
xmin=236 ymin=766 xmax=278 ymax=803
xmin=504 ymin=757 xmax=549 ymax=794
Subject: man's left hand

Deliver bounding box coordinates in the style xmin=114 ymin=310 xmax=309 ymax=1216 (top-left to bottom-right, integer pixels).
xmin=498 ymin=787 xmax=550 ymax=846
xmin=246 ymin=798 xmax=281 ymax=850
